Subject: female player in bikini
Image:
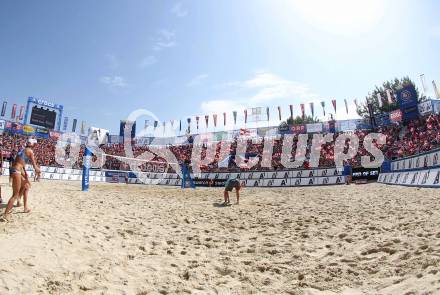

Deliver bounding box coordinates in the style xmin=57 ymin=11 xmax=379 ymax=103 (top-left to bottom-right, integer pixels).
xmin=3 ymin=138 xmax=41 ymax=221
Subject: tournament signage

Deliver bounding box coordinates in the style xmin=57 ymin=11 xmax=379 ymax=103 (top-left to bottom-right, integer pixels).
xmin=337 ymin=120 xmax=358 ymax=131
xmin=108 ymin=135 xmax=121 ymax=144
xmin=291 ymin=124 xmax=306 ymax=134
xmin=28 ymin=97 xmax=57 ymax=108
xmin=278 ymin=122 xmax=290 ymax=134
xmin=135 ymin=137 xmax=152 ymax=146
xmin=306 ymin=123 xmax=323 ymax=133
xmin=36 ymin=127 xmax=50 ymax=138
xmin=396 ymin=85 xmax=419 ymax=122
xmin=23 ymin=125 xmax=36 ymax=134
xmin=193 ymin=178 xmax=227 ymax=187
xmin=374 ymin=113 xmax=391 ymax=127
xmin=352 ymin=167 xmax=380 ymax=181
xmin=379 ymin=168 xmax=440 ymax=188
xmin=418 ymin=100 xmax=433 ymax=116
xmin=257 ymin=127 xmax=278 ymax=137
xmin=390 ymin=109 xmax=403 ymax=123
xmin=8 ymin=122 xmax=23 ymax=133
xmin=7 ymin=123 xmax=50 ymax=138
xmin=390 ymin=148 xmax=440 ymax=172
xmin=433 ymin=100 xmax=440 ymax=114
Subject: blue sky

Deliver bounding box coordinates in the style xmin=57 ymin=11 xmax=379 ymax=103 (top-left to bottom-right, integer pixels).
xmin=1 ymin=0 xmax=439 ymax=135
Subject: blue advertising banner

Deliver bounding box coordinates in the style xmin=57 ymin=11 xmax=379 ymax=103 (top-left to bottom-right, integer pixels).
xmin=433 ymin=100 xmax=440 ymax=114
xmin=4 ymin=123 xmax=49 ymax=138
xmin=356 ymin=119 xmax=373 ymax=130
xmin=374 ymin=113 xmax=392 ymax=127
xmin=35 ymin=127 xmax=49 ymax=138
xmin=396 ymin=85 xmax=419 ymax=122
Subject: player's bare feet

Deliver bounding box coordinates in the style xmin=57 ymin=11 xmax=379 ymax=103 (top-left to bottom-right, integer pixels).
xmin=24 ymin=208 xmax=31 ymax=213
xmin=1 ymin=213 xmax=11 ymax=222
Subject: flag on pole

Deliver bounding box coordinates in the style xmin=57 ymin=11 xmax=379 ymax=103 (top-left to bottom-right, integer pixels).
xmin=344 ymin=99 xmax=349 ymax=114
xmin=377 ymin=93 xmax=383 ymax=108
xmin=72 ymin=119 xmax=77 ymax=132
xmin=205 ymin=115 xmax=209 ymax=128
xmin=170 ymin=120 xmax=174 ymax=128
xmin=321 ymin=101 xmax=325 ymax=116
xmin=80 ymin=121 xmax=86 ymax=134
xmin=300 ymin=104 xmax=305 ymax=118
xmin=354 ymin=98 xmax=359 ymax=109
xmin=277 ymin=106 xmax=282 ymax=121
xmin=309 ymin=102 xmax=314 ymax=118
xmin=1 ymin=101 xmax=7 ymax=117
xmin=213 ymin=114 xmax=218 ymax=127
xmin=187 ymin=118 xmax=191 ymax=133
xmin=233 ymin=111 xmax=237 ymax=125
xmin=63 ymin=117 xmax=69 ymax=131
xmin=289 ymin=105 xmax=293 ymax=120
xmin=196 ymin=116 xmax=200 ymax=130
xmin=18 ymin=106 xmax=25 ymax=120
xmin=420 ymin=74 xmax=428 ymax=93
xmin=163 ymin=121 xmax=167 ymax=133
xmin=11 ymin=104 xmax=17 ymax=119
xmin=223 ymin=112 xmax=226 ymax=126
xmin=386 ymin=89 xmax=394 ymax=104
xmin=154 ymin=121 xmax=158 ymax=129
xmin=266 ymin=107 xmax=270 ymax=121
xmin=331 ymin=100 xmax=337 ymax=113
xmin=433 ymin=80 xmax=440 ymax=99
xmin=179 ymin=120 xmax=181 ymax=131
xmin=244 ymin=109 xmax=248 ymax=124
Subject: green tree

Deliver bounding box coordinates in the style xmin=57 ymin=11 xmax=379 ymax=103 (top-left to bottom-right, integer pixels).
xmin=357 ymin=76 xmax=426 ymax=118
xmin=284 ymin=115 xmax=320 ymax=126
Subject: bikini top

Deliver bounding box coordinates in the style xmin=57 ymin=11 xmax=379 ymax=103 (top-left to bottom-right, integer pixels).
xmin=16 ymin=148 xmax=31 ymax=164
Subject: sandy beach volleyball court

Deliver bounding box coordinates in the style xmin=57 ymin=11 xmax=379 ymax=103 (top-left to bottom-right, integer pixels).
xmin=1 ymin=179 xmax=440 ymax=295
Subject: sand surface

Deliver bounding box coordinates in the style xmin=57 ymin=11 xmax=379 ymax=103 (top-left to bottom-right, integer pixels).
xmin=1 ymin=178 xmax=440 ymax=295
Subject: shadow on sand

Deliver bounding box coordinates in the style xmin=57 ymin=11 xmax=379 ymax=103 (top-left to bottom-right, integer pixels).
xmin=212 ymin=202 xmax=232 ymax=208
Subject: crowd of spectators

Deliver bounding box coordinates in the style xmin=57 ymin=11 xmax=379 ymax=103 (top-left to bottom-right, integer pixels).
xmin=1 ymin=133 xmax=58 ymax=167
xmin=2 ymin=113 xmax=440 ymax=173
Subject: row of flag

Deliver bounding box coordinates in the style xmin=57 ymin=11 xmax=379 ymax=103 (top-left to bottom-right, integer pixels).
xmin=144 ymin=80 xmax=440 ymax=133
xmin=61 ymin=117 xmax=87 ymax=135
xmin=143 ymin=98 xmax=374 ymax=133
xmin=66 ymin=118 xmax=87 ymax=135
xmin=0 ymin=102 xmax=25 ymax=121
xmin=2 ymin=78 xmax=439 ymax=135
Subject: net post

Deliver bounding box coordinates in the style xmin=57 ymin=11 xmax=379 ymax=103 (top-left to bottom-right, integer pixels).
xmin=82 ymin=147 xmax=92 ymax=191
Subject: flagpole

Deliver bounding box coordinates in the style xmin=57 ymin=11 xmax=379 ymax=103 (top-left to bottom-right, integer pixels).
xmin=433 ymin=80 xmax=440 ymax=99
xmin=420 ymin=74 xmax=427 ymax=96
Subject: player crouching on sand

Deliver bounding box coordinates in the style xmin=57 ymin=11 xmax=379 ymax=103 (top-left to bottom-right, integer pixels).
xmin=2 ymin=138 xmax=41 ymax=221
xmin=224 ymin=178 xmax=241 ymax=205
